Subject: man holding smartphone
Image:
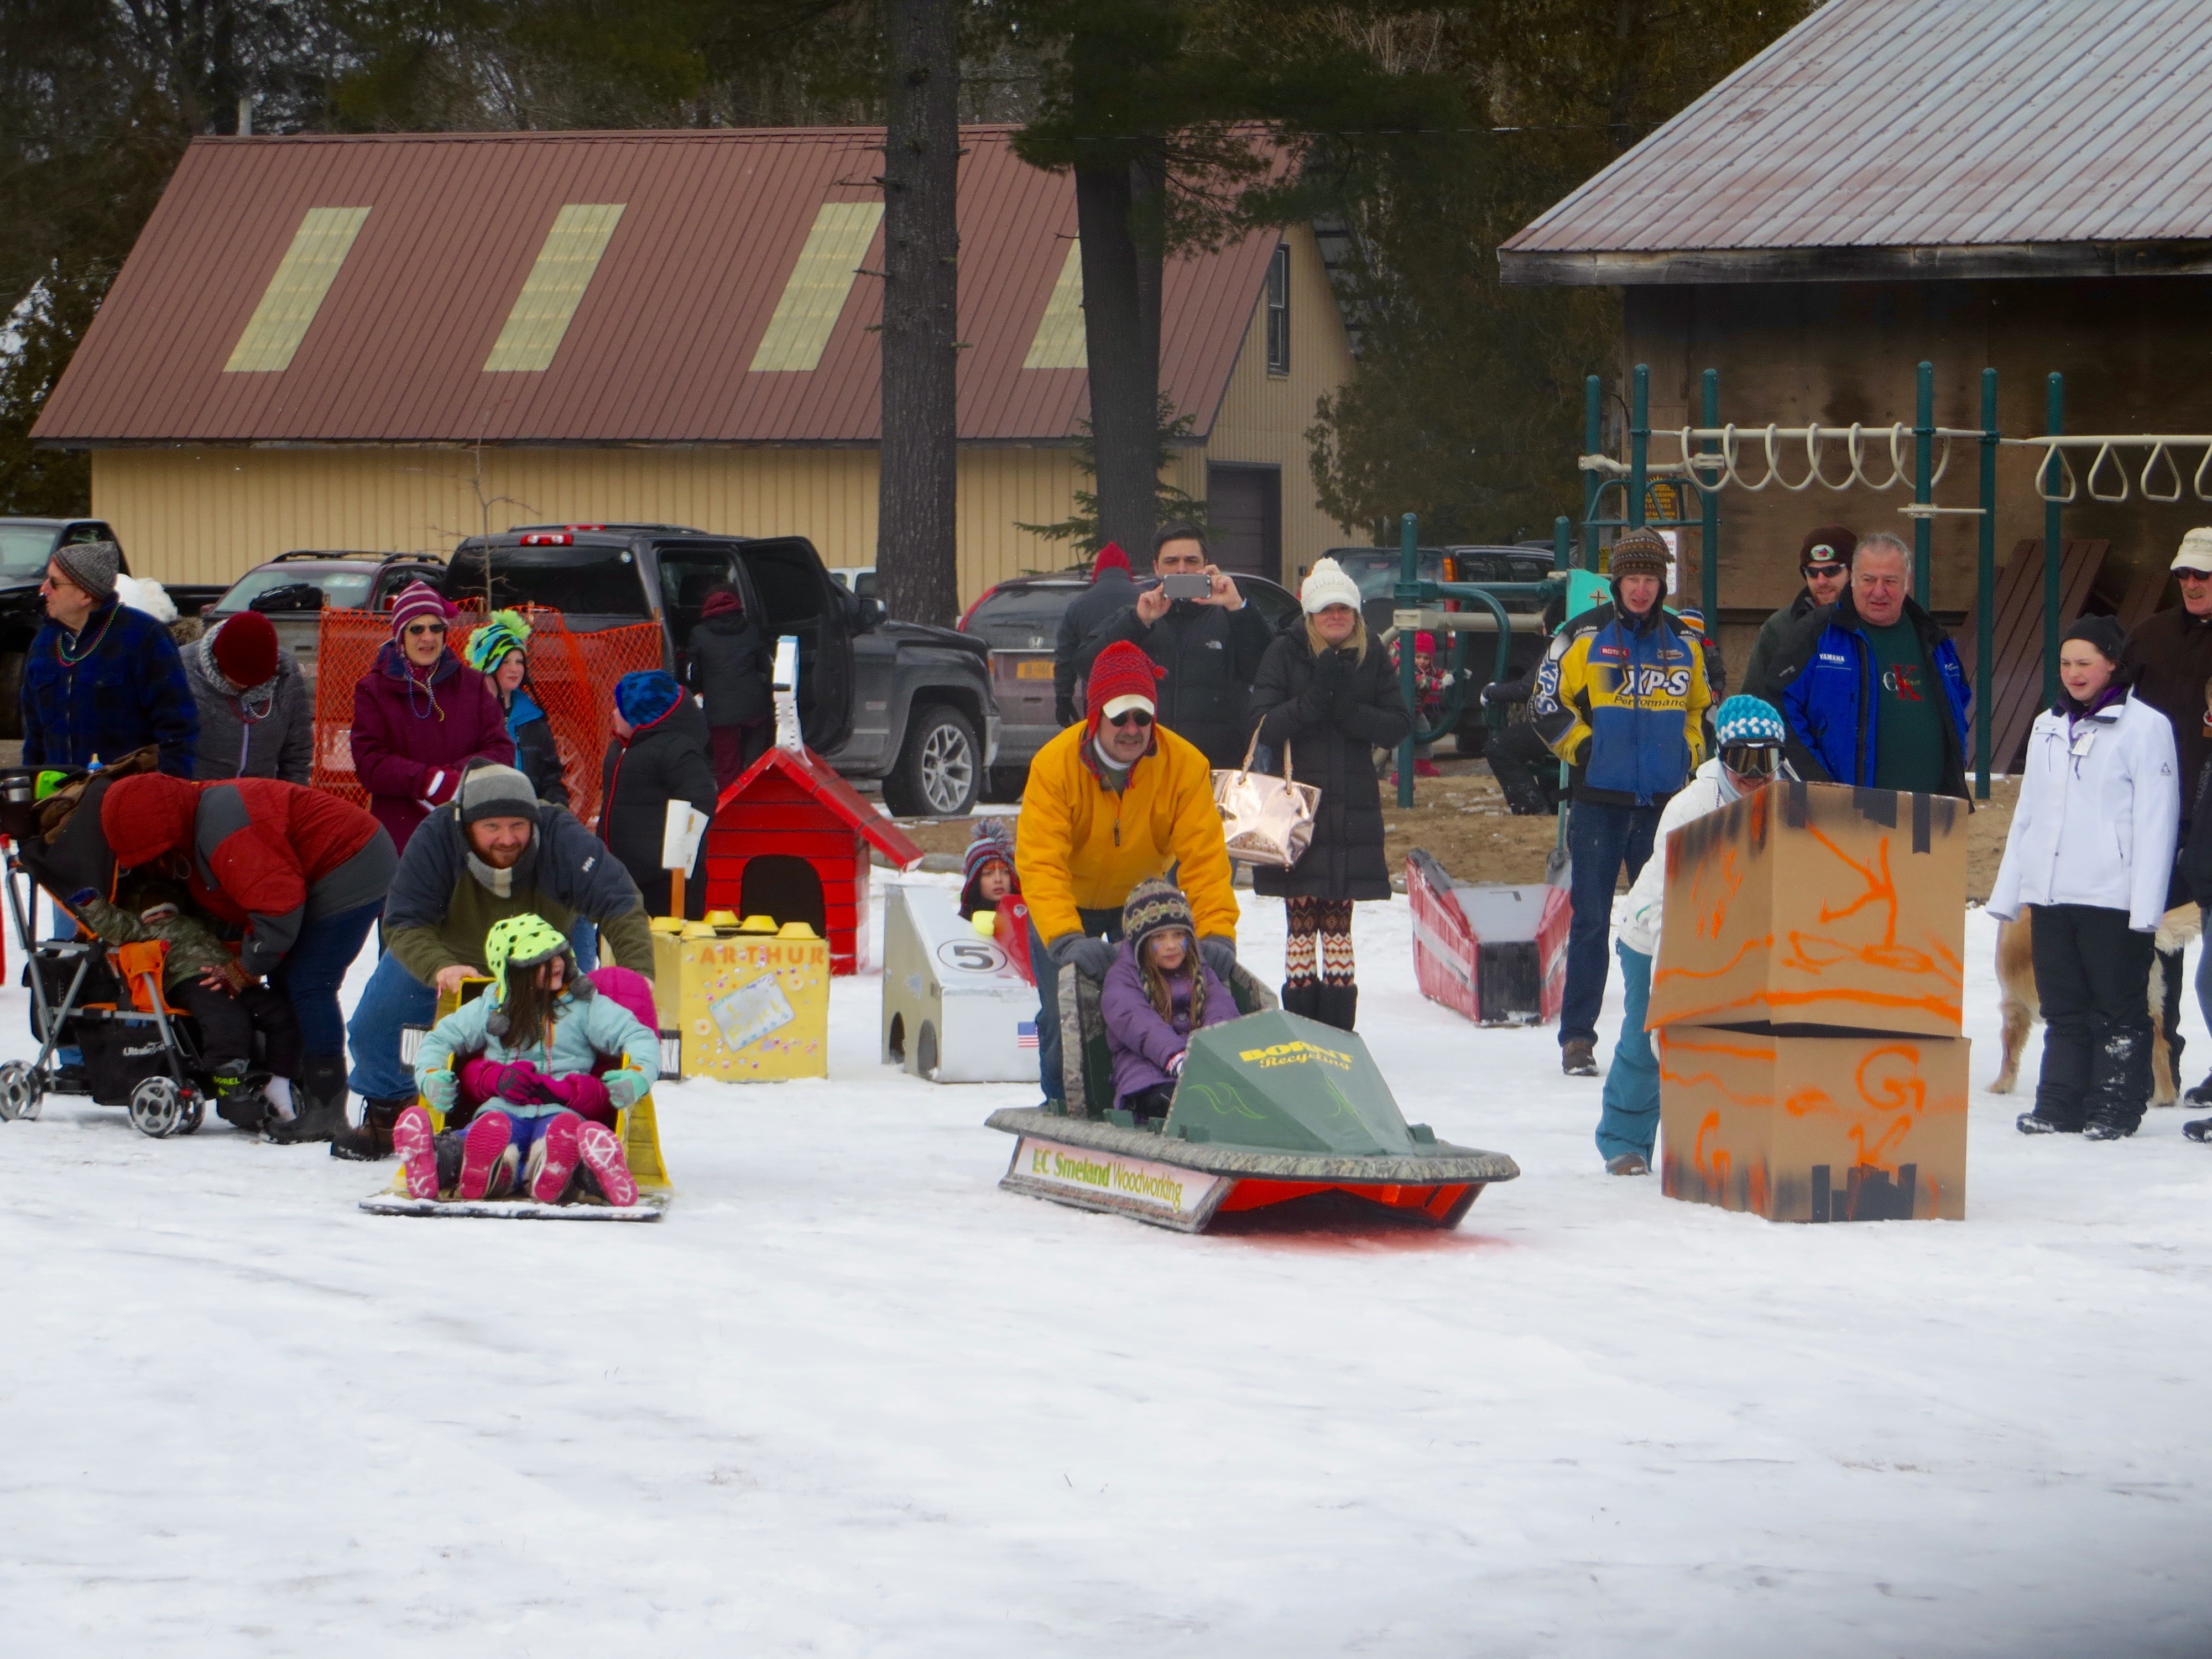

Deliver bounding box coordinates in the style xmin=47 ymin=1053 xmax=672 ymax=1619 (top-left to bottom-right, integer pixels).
xmin=1075 ymin=520 xmax=1275 ymax=767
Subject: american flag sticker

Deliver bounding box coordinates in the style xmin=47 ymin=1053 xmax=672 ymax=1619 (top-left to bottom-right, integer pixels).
xmin=1017 ymin=1021 xmax=1039 ymax=1050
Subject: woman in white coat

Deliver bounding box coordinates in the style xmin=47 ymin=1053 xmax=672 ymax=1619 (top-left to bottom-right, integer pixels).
xmin=1987 ymin=616 xmax=2181 ymax=1139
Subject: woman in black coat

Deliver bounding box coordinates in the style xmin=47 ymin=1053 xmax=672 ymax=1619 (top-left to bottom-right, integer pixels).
xmin=601 ymin=670 xmax=719 ymax=920
xmin=687 ymin=586 xmax=773 ymax=792
xmin=1246 ymin=558 xmax=1412 ymax=1032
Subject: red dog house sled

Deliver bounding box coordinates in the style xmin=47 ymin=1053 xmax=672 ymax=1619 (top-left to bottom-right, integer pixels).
xmin=1407 ymin=848 xmax=1568 ymax=1026
xmin=701 ymin=745 xmax=925 ymax=975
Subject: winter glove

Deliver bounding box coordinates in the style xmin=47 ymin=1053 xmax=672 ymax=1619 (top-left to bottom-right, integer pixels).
xmin=481 ymin=1059 xmax=554 ymax=1104
xmin=1199 ymin=936 xmax=1238 ymax=983
xmin=1047 ymin=932 xmax=1118 ymax=980
xmin=420 ymin=1066 xmax=458 ymax=1113
xmin=603 ymin=1068 xmax=649 ymax=1111
xmin=545 ymin=1070 xmax=618 ymax=1125
xmin=1166 ymin=1049 xmax=1187 ymax=1076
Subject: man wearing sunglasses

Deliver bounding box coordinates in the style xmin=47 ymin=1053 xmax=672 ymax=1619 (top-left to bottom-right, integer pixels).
xmin=1016 ymin=640 xmax=1240 ymax=1106
xmin=1742 ymin=525 xmax=1856 ymax=694
xmin=2122 ymin=528 xmax=2212 ymax=1104
xmin=1601 ymin=696 xmax=1794 ymax=1176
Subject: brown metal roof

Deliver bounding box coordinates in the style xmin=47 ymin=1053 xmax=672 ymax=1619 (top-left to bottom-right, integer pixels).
xmin=36 ymin=128 xmax=1279 ymax=445
xmin=1501 ymin=0 xmax=2212 ymax=284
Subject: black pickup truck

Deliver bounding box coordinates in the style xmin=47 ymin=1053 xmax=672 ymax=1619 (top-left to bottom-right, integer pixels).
xmin=445 ymin=525 xmax=999 ymax=817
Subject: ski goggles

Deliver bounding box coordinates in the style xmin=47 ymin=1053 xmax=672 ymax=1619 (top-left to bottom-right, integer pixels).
xmin=1719 ymin=742 xmax=1783 ymax=778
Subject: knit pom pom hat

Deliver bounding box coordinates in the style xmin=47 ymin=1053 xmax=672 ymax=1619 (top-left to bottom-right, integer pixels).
xmin=963 ymin=818 xmax=1015 ymax=886
xmin=1085 ymin=639 xmax=1166 ymax=734
xmin=1300 ymin=556 xmax=1361 ymax=615
xmin=462 ymin=608 xmax=531 ymax=675
xmin=1121 ymin=874 xmax=1194 ymax=954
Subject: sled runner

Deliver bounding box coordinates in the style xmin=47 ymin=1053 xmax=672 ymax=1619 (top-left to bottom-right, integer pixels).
xmin=986 ymin=964 xmax=1518 ymax=1232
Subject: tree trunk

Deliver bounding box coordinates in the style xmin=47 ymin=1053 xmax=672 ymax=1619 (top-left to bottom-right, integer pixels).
xmin=1075 ymin=156 xmax=1163 ymax=561
xmin=877 ymin=0 xmax=961 ymax=628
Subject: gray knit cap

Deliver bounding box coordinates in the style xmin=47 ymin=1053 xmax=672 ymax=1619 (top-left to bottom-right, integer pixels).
xmin=457 ymin=761 xmax=538 ymax=825
xmin=49 ymin=540 xmax=121 ymax=602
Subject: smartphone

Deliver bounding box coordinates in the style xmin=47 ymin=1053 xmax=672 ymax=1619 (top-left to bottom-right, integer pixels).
xmin=1161 ymin=572 xmax=1212 ymax=601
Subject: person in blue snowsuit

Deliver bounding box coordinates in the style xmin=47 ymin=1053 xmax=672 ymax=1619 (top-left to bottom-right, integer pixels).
xmin=1747 ymin=533 xmax=1971 ymax=800
xmin=1530 ymin=528 xmax=1713 ymax=1077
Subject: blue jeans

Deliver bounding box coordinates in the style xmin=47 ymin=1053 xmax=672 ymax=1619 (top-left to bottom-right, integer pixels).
xmin=1562 ymin=800 xmax=1663 ymax=1047
xmin=346 ymin=946 xmax=437 ymax=1103
xmin=272 ymin=899 xmax=382 ymax=1058
xmin=1027 ymin=905 xmax=1124 ymax=1102
xmin=570 ymin=916 xmax=599 ymax=975
xmin=1597 ymin=943 xmax=1660 ymax=1162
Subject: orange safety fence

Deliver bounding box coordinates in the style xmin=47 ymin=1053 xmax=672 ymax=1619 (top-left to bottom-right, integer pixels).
xmin=312 ymin=607 xmax=667 ymax=831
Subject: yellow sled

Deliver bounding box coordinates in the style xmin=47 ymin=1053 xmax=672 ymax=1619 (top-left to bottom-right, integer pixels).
xmin=359 ymin=977 xmax=673 ymax=1221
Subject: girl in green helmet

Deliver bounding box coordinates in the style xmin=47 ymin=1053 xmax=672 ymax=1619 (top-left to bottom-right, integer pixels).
xmin=397 ymin=911 xmax=658 ymax=1205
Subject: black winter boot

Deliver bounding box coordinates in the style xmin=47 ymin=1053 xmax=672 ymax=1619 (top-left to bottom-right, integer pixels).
xmin=268 ymin=1053 xmax=349 ymax=1146
xmin=1312 ymin=983 xmax=1358 ymax=1032
xmin=331 ymin=1098 xmax=405 ymax=1162
xmin=208 ymin=1059 xmax=275 ymax=1134
xmin=2082 ymin=1022 xmax=2151 ymax=1142
xmin=1280 ymin=982 xmax=1323 ymax=1021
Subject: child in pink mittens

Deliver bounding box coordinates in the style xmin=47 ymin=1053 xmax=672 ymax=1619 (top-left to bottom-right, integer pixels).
xmin=395 ymin=914 xmax=658 ymax=1206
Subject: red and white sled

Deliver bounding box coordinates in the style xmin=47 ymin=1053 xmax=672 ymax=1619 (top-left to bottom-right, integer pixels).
xmin=1406 ymin=848 xmax=1568 ymax=1026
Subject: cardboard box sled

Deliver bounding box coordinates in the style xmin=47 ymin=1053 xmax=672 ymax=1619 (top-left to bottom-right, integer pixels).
xmin=1658 ymin=1025 xmax=1967 ymax=1222
xmin=1648 ymin=780 xmax=1966 ymax=1039
xmin=1406 ymin=849 xmax=1568 ymax=1026
xmin=881 ymin=884 xmax=1039 ymax=1082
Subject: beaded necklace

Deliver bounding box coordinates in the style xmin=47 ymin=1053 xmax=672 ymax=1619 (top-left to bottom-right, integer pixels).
xmin=55 ymin=604 xmax=116 ymax=667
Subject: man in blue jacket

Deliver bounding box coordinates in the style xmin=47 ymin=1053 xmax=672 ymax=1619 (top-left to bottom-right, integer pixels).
xmin=21 ymin=540 xmax=197 ymax=778
xmin=1750 ymin=533 xmax=1971 ymax=800
xmin=1532 ymin=529 xmax=1712 ymax=1076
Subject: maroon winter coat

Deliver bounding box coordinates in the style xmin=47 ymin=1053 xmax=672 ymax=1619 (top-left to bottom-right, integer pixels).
xmin=349 ymin=642 xmax=515 ymax=851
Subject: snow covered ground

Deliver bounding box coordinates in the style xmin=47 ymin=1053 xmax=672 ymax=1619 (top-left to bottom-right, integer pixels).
xmin=4 ymin=878 xmax=2210 ymax=1657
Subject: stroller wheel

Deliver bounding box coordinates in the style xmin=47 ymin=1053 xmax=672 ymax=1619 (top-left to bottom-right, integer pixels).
xmin=177 ymin=1095 xmax=205 ymax=1135
xmin=0 ymin=1059 xmax=40 ymax=1123
xmin=128 ymin=1076 xmax=186 ymax=1139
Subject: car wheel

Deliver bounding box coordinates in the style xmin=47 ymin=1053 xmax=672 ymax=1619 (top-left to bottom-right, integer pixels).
xmin=0 ymin=651 xmax=24 ymax=742
xmin=881 ymin=703 xmax=978 ymax=818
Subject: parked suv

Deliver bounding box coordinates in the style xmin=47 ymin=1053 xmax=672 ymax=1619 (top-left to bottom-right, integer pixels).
xmin=958 ymin=567 xmax=1303 ymax=797
xmin=441 ymin=525 xmax=997 ymax=817
xmin=204 ymin=551 xmax=448 ymax=691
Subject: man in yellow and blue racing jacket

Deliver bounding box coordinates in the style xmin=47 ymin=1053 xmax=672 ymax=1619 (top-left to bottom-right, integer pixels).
xmin=1530 ymin=528 xmax=1712 ymax=1077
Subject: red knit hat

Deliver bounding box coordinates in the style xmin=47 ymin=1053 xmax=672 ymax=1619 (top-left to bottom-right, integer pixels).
xmin=1091 ymin=542 xmax=1130 ymax=579
xmin=210 ymin=611 xmax=282 ymax=687
xmin=1086 ymin=640 xmax=1165 ymax=734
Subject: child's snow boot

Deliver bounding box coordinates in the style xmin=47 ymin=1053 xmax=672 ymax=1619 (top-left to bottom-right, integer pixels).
xmin=392 ymin=1105 xmax=440 ymax=1200
xmin=208 ymin=1060 xmax=275 ymax=1133
xmin=524 ymin=1113 xmax=582 ymax=1204
xmin=458 ymin=1111 xmax=518 ymax=1200
xmin=574 ymin=1119 xmax=638 ymax=1207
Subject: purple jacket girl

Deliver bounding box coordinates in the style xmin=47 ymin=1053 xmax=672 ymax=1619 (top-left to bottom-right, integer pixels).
xmin=1099 ymin=875 xmax=1237 ymax=1117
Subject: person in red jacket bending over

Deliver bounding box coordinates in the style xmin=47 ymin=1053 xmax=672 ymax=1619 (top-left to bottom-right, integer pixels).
xmin=100 ymin=774 xmax=397 ymax=1151
xmin=350 ymin=582 xmax=514 ymax=852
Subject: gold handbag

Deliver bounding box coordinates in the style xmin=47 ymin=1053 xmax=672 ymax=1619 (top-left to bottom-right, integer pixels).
xmin=1212 ymin=728 xmax=1321 ymax=869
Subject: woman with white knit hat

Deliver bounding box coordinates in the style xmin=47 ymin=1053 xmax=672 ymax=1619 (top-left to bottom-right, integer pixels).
xmin=1245 ymin=557 xmax=1412 ymax=1031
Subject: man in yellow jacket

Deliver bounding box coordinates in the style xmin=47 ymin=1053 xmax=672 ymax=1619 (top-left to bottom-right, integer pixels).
xmin=1016 ymin=639 xmax=1240 ymax=1104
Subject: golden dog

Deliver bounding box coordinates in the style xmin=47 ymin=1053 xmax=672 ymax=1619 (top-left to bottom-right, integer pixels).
xmin=1992 ymin=905 xmax=2201 ymax=1103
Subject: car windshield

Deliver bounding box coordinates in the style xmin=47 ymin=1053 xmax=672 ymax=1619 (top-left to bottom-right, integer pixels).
xmin=1332 ymin=550 xmax=1446 ymax=599
xmin=444 ymin=545 xmax=650 ymax=616
xmin=0 ymin=526 xmax=53 ymax=577
xmin=213 ymin=566 xmax=375 ymax=612
xmin=965 ymin=586 xmax=1077 ymax=649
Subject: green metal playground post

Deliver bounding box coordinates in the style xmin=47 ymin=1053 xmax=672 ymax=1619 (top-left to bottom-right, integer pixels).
xmin=1913 ymin=361 xmax=1934 ymax=611
xmin=2044 ymin=373 xmax=2065 ymax=708
xmin=1553 ymin=515 xmax=1571 ymax=572
xmin=1397 ymin=511 xmax=1418 ymax=808
xmin=1976 ymin=368 xmax=1998 ymax=799
xmin=1580 ymin=375 xmax=1603 ymax=571
xmin=1700 ymin=369 xmax=1720 ymax=622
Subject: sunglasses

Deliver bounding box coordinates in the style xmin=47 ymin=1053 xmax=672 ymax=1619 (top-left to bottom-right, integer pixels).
xmin=2179 ymin=568 xmax=2212 ymax=582
xmin=1106 ymin=708 xmax=1154 ymax=728
xmin=1720 ymin=743 xmax=1782 ymax=777
xmin=403 ymin=621 xmax=448 ymax=637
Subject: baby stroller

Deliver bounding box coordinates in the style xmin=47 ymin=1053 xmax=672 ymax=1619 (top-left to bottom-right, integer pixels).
xmin=0 ymin=760 xmax=234 ymax=1137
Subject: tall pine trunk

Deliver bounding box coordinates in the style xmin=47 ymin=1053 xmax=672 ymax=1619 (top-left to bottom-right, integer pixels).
xmin=877 ymin=0 xmax=961 ymax=627
xmin=1074 ymin=157 xmax=1164 ymax=560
